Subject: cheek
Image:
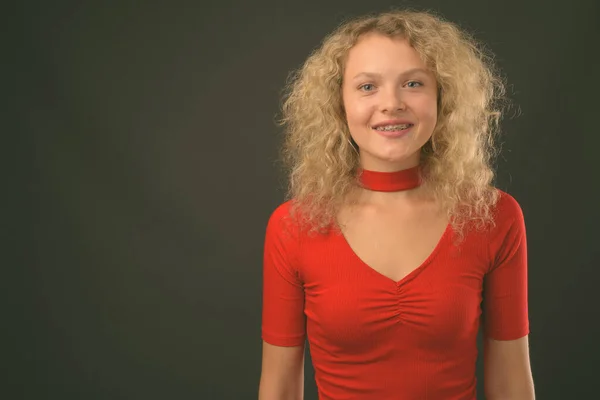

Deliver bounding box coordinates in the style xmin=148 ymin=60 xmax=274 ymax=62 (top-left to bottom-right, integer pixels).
xmin=417 ymin=95 xmax=438 ymax=122
xmin=344 ymin=99 xmax=372 ymax=127
xmin=402 ymin=97 xmax=436 ymax=131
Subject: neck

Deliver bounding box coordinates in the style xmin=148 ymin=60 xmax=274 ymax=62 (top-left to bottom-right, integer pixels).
xmin=352 ymin=164 xmax=428 ymax=207
xmin=357 ymin=184 xmax=429 ymax=207
xmin=357 ymin=165 xmax=421 ymax=191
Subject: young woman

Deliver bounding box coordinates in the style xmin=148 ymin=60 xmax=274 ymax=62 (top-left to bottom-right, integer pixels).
xmin=259 ymin=9 xmax=534 ymax=400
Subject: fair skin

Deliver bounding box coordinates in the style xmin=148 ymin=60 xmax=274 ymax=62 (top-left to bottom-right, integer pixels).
xmin=342 ymin=32 xmax=438 ymax=179
xmin=339 ymin=32 xmax=446 ymax=284
xmin=484 ymin=336 xmax=536 ymax=399
xmin=258 ymin=342 xmax=304 ymax=400
xmin=259 ymin=32 xmax=534 ymax=399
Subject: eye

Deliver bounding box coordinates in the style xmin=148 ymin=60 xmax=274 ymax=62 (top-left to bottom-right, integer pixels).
xmin=406 ymin=81 xmax=423 ymax=88
xmin=358 ymin=83 xmax=376 ymax=92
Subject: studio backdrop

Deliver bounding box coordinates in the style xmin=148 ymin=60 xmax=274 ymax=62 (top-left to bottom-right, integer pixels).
xmin=16 ymin=0 xmax=599 ymax=398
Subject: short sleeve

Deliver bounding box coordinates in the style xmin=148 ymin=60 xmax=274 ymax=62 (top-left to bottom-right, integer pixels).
xmin=483 ymin=192 xmax=530 ymax=341
xmin=261 ymin=203 xmax=306 ymax=347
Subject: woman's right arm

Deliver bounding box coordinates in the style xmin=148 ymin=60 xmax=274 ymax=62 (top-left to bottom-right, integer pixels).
xmin=258 ymin=341 xmax=305 ymax=400
xmin=260 ymin=205 xmax=307 ymax=399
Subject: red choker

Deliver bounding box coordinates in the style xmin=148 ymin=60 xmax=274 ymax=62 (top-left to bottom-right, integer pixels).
xmin=357 ymin=165 xmax=422 ymax=192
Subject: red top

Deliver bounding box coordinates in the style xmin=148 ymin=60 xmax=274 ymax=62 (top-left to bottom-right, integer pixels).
xmin=261 ymin=190 xmax=529 ymax=400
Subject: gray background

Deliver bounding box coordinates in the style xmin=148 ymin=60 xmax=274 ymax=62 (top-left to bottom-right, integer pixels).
xmin=13 ymin=0 xmax=599 ymax=398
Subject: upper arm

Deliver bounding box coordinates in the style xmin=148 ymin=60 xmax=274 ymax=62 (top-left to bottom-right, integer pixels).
xmin=484 ymin=192 xmax=529 ymax=340
xmin=484 ymin=336 xmax=535 ymax=399
xmin=262 ymin=205 xmax=306 ymax=346
xmin=260 ymin=205 xmax=306 ymax=398
xmin=483 ymin=193 xmax=534 ymax=398
xmin=259 ymin=341 xmax=305 ymax=400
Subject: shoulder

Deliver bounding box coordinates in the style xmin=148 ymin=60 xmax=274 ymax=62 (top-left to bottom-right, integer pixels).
xmin=267 ymin=200 xmax=294 ymax=227
xmin=263 ymin=201 xmax=304 ymax=280
xmin=492 ymin=189 xmax=525 ymax=225
xmin=266 ymin=200 xmax=300 ymax=240
xmin=485 ymin=189 xmax=527 ymax=258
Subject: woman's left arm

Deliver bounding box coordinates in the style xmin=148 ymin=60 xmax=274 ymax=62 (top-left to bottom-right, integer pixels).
xmin=483 ymin=193 xmax=534 ymax=399
xmin=484 ymin=335 xmax=535 ymax=400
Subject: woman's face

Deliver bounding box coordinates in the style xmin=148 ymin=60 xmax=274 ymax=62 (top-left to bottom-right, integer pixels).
xmin=342 ymin=33 xmax=438 ymax=172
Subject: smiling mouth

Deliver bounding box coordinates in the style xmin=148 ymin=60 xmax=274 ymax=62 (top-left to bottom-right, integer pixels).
xmin=372 ymin=123 xmax=413 ymax=132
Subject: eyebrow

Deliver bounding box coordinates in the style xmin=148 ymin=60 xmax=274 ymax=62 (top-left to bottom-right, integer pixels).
xmin=351 ymin=68 xmax=431 ymax=81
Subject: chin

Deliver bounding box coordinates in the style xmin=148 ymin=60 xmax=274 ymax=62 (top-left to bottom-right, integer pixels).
xmin=373 ymin=149 xmax=420 ymax=165
xmin=379 ymin=149 xmax=416 ymax=162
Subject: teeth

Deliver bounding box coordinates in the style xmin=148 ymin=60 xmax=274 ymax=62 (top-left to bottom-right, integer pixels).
xmin=374 ymin=124 xmax=411 ymax=131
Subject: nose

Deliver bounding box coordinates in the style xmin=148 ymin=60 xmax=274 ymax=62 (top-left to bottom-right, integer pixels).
xmin=381 ymin=87 xmax=407 ymax=113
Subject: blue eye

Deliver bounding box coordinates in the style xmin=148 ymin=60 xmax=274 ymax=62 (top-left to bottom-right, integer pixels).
xmin=406 ymin=81 xmax=423 ymax=88
xmin=359 ymin=83 xmax=376 ymax=91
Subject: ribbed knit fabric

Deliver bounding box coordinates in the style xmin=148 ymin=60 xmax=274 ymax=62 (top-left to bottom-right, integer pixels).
xmin=261 ymin=190 xmax=529 ymax=400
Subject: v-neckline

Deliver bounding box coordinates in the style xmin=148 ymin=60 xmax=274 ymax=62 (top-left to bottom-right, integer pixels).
xmin=336 ymin=222 xmax=453 ymax=287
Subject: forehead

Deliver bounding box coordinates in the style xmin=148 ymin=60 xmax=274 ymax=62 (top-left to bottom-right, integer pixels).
xmin=343 ymin=32 xmax=429 ymax=76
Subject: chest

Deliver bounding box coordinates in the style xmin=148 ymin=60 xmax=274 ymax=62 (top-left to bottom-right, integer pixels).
xmin=336 ymin=203 xmax=450 ymax=283
xmin=301 ymin=238 xmax=487 ymax=355
xmin=300 ymin=223 xmax=489 ymax=353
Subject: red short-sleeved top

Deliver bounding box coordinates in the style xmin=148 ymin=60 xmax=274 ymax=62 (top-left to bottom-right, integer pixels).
xmin=262 ymin=190 xmax=529 ymax=400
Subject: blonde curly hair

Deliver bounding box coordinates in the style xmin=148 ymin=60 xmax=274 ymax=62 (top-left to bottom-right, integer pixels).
xmin=277 ymin=9 xmax=510 ymax=238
